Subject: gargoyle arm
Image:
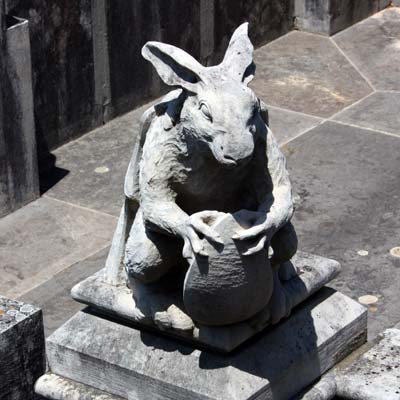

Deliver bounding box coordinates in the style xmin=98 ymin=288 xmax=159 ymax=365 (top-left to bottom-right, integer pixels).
xmin=258 ymin=127 xmax=294 ymax=234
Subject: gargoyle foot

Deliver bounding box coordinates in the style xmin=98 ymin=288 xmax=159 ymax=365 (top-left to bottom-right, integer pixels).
xmin=154 ymin=304 xmax=195 ymax=335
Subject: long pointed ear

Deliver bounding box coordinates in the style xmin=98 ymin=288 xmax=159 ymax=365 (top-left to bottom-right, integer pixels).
xmin=221 ymin=23 xmax=255 ymax=84
xmin=142 ymin=42 xmax=205 ymax=93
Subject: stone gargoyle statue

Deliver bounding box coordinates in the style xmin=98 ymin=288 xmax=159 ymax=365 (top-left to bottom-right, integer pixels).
xmin=103 ymin=23 xmax=298 ymax=333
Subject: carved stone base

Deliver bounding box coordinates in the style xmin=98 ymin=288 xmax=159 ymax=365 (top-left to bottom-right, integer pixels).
xmin=36 ymin=288 xmax=367 ymax=400
xmin=71 ymin=251 xmax=340 ymax=353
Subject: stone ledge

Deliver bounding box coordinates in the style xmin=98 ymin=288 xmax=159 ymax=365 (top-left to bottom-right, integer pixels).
xmin=39 ymin=288 xmax=367 ymax=400
xmin=71 ymin=251 xmax=341 ymax=352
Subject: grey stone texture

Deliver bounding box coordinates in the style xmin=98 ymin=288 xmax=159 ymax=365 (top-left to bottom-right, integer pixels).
xmin=43 ymin=102 xmax=154 ymax=216
xmin=0 ymin=196 xmax=116 ymax=299
xmin=286 ymin=121 xmax=400 ymax=339
xmin=20 ymin=247 xmax=109 ymax=337
xmin=335 ymin=327 xmax=400 ymax=400
xmin=333 ymin=7 xmax=400 ymax=91
xmin=211 ymin=0 xmax=293 ymax=63
xmin=333 ymin=91 xmax=400 ymax=135
xmin=36 ymin=373 xmax=124 ymax=400
xmin=294 ymin=0 xmax=391 ymax=35
xmin=72 ymin=251 xmax=340 ymax=352
xmin=0 ymin=296 xmax=46 ymax=400
xmin=0 ymin=15 xmax=39 ymax=218
xmin=251 ymin=31 xmax=372 ymax=118
xmin=5 ymin=0 xmax=96 ymax=167
xmin=39 ymin=289 xmax=367 ymax=400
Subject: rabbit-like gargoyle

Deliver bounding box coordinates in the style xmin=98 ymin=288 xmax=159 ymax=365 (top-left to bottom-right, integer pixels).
xmin=105 ymin=23 xmax=298 ymax=332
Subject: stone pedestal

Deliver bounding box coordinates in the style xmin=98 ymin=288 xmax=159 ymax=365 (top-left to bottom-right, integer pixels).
xmin=71 ymin=251 xmax=341 ymax=353
xmin=36 ymin=288 xmax=367 ymax=400
xmin=0 ymin=296 xmax=46 ymax=400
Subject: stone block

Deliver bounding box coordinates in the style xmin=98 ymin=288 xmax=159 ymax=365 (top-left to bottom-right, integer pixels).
xmin=5 ymin=0 xmax=96 ymax=164
xmin=0 ymin=296 xmax=46 ymax=400
xmin=72 ymin=251 xmax=340 ymax=353
xmin=37 ymin=288 xmax=367 ymax=400
xmin=294 ymin=0 xmax=391 ymax=35
xmin=0 ymin=14 xmax=39 ymax=218
xmin=336 ymin=327 xmax=400 ymax=400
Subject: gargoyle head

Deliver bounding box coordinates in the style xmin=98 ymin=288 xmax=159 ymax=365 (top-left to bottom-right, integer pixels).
xmin=142 ymin=23 xmax=263 ymax=169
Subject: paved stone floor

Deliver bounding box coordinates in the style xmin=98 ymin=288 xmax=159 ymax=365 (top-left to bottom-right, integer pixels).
xmin=0 ymin=7 xmax=399 ymax=338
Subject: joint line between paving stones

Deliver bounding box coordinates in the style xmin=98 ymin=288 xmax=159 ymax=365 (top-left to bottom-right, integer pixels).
xmin=330 ymin=120 xmax=400 ymax=140
xmin=280 ymin=119 xmax=326 ymax=147
xmin=43 ymin=195 xmax=118 ymax=220
xmin=329 ymin=37 xmax=376 ymax=92
xmin=15 ymin=242 xmax=111 ymax=300
xmin=327 ymin=91 xmax=376 ymax=121
xmin=279 ymin=90 xmax=398 ymax=146
xmin=266 ymin=104 xmax=324 ymax=121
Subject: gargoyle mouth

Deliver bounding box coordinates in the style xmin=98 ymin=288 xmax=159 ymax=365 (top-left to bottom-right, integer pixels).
xmin=210 ymin=143 xmax=238 ymax=169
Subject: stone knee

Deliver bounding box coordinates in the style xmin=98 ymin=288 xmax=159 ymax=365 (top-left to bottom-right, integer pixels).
xmin=124 ymin=211 xmax=181 ymax=284
xmin=270 ymin=222 xmax=298 ymax=266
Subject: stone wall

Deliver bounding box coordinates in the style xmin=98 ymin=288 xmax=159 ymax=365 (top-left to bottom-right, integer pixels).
xmin=0 ymin=9 xmax=39 ymax=218
xmin=3 ymin=0 xmax=293 ymax=168
xmin=294 ymin=0 xmax=391 ymax=35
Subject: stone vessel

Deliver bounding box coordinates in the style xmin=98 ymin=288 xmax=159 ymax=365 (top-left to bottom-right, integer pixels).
xmin=183 ymin=212 xmax=273 ymax=326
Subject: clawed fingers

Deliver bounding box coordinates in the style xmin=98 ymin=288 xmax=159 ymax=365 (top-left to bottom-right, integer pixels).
xmin=187 ymin=227 xmax=208 ymax=257
xmin=242 ymin=235 xmax=267 ymax=256
xmin=232 ymin=223 xmax=266 ymax=241
xmin=189 ymin=216 xmax=224 ymax=245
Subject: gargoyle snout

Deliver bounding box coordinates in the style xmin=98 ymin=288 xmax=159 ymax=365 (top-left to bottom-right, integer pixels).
xmin=211 ymin=132 xmax=254 ymax=168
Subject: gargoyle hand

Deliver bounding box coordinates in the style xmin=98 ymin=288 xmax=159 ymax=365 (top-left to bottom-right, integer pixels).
xmin=182 ymin=211 xmax=225 ymax=258
xmin=232 ymin=209 xmax=273 ymax=256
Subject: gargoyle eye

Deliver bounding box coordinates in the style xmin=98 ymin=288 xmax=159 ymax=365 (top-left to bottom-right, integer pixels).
xmin=200 ymin=102 xmax=213 ymax=122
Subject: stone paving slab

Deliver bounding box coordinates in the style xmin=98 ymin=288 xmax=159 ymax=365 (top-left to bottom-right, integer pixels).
xmin=0 ymin=197 xmax=116 ymax=299
xmin=284 ymin=121 xmax=400 ymax=339
xmin=333 ymin=91 xmax=400 ymax=136
xmin=333 ymin=7 xmax=400 ymax=91
xmin=251 ymin=31 xmax=372 ymax=118
xmin=19 ymin=247 xmax=109 ymax=337
xmin=43 ymin=103 xmax=152 ymax=217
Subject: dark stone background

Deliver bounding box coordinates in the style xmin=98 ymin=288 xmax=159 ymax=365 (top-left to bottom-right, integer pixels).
xmin=3 ymin=0 xmax=293 ymax=170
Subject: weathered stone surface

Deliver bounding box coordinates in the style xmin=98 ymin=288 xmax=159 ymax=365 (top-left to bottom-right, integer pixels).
xmin=335 ymin=327 xmax=400 ymax=399
xmin=211 ymin=0 xmax=293 ymax=63
xmin=0 ymin=296 xmax=46 ymax=400
xmin=5 ymin=0 xmax=96 ymax=165
xmin=295 ymin=0 xmax=391 ymax=35
xmin=36 ymin=373 xmax=124 ymax=400
xmin=0 ymin=15 xmax=39 ymax=218
xmin=267 ymin=105 xmax=322 ymax=145
xmin=333 ymin=7 xmax=400 ymax=91
xmin=72 ymin=251 xmax=340 ymax=352
xmin=42 ymin=288 xmax=367 ymax=400
xmin=20 ymin=247 xmax=109 ymax=337
xmin=285 ymin=121 xmax=400 ymax=339
xmin=44 ymin=101 xmax=154 ymax=216
xmin=108 ymin=0 xmax=202 ymax=116
xmin=0 ymin=196 xmax=116 ymax=299
xmin=251 ymin=31 xmax=372 ymax=118
xmin=333 ymin=91 xmax=400 ymax=136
